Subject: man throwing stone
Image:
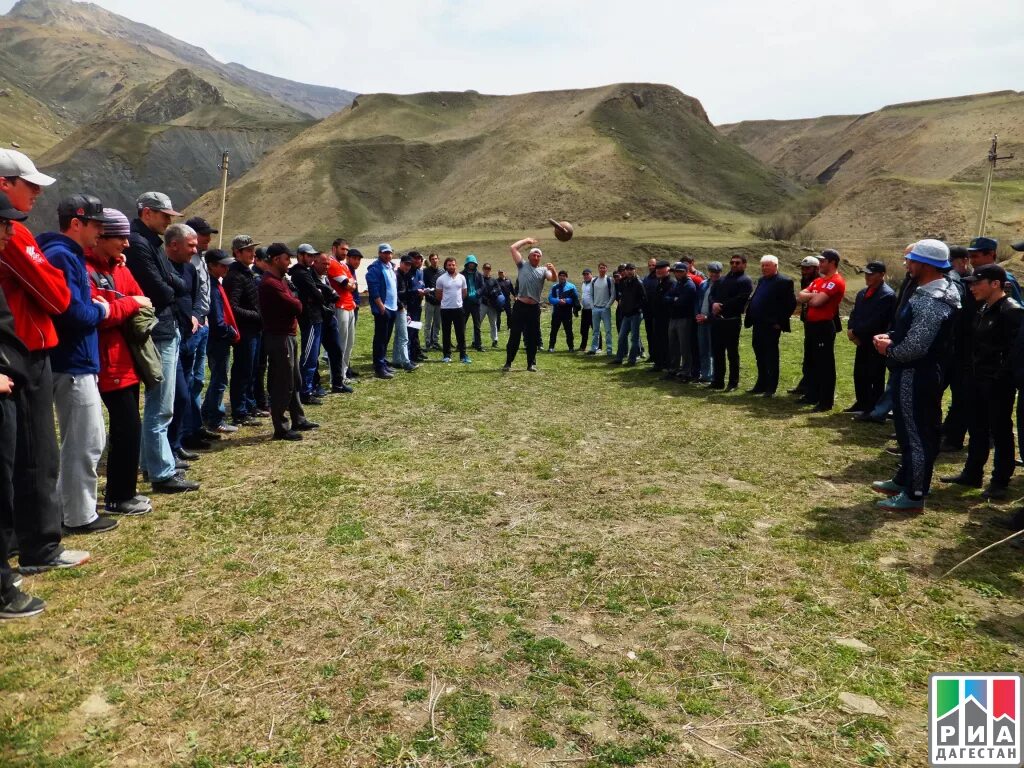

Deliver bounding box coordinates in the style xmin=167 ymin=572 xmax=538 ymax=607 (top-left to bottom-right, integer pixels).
xmin=504 ymin=238 xmax=556 ymax=372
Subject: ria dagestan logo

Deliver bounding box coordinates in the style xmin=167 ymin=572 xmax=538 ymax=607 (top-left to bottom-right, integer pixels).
xmin=930 ymin=674 xmax=1023 ymax=766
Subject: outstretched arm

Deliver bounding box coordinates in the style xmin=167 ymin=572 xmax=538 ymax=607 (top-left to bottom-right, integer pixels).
xmin=510 ymin=237 xmax=537 ymax=267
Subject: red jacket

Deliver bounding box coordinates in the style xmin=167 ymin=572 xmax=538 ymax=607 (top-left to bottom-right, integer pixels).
xmin=85 ymin=249 xmax=143 ymax=393
xmin=0 ymin=221 xmax=71 ymax=350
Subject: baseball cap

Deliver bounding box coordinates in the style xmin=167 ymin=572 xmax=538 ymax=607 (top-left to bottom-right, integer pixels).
xmin=0 ymin=149 xmax=55 ymax=186
xmin=232 ymin=234 xmax=260 ymax=251
xmin=800 ymin=256 xmax=820 ymax=268
xmin=864 ymin=261 xmax=887 ymax=274
xmin=707 ymin=261 xmax=723 ymax=273
xmin=254 ymin=247 xmax=268 ymax=262
xmin=204 ymin=248 xmax=235 ymax=266
xmin=968 ymin=236 xmax=998 ymax=252
xmin=399 ymin=254 xmax=413 ymax=264
xmin=820 ymin=248 xmax=840 ymax=263
xmin=582 ymin=268 xmax=592 ymax=274
xmin=347 ymin=248 xmax=364 ymax=259
xmin=1012 ymin=241 xmax=1024 ymax=252
xmin=378 ymin=243 xmax=393 ymax=254
xmin=101 ymin=207 xmax=130 ymax=237
xmin=671 ymin=261 xmax=687 ymax=271
xmin=185 ymin=216 xmax=218 ymax=235
xmin=654 ymin=259 xmax=671 ymax=269
xmin=136 ymin=191 xmax=181 ymax=216
xmin=57 ymin=194 xmax=112 ymax=224
xmin=0 ymin=191 xmax=28 ymax=222
xmin=949 ymin=245 xmax=969 ymax=260
xmin=296 ymin=243 xmax=319 ymax=256
xmin=623 ymin=262 xmax=637 ymax=270
xmin=907 ymin=239 xmax=951 ymax=269
xmin=964 ymin=263 xmax=1007 ymax=284
xmin=265 ymin=242 xmax=294 ymax=259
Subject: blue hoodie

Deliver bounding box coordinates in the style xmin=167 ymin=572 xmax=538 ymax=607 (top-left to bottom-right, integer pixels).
xmin=38 ymin=232 xmax=105 ymax=374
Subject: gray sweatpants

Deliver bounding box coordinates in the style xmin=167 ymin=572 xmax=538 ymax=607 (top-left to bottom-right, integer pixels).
xmin=53 ymin=372 xmax=104 ymax=527
xmin=668 ymin=318 xmax=693 ymax=374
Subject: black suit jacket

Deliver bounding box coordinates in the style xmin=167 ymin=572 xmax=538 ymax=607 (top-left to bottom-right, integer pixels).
xmin=744 ymin=273 xmax=796 ymax=332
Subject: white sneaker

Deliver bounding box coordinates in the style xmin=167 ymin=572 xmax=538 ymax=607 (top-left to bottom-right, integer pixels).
xmin=442 ymin=357 xmax=451 ymax=363
xmin=17 ymin=549 xmax=91 ymax=575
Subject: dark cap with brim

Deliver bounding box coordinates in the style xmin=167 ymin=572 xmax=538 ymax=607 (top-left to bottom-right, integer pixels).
xmin=185 ymin=216 xmax=218 ymax=235
xmin=964 ymin=263 xmax=1007 ymax=284
xmin=58 ymin=193 xmax=112 ymax=224
xmin=266 ymin=243 xmax=294 ymax=259
xmin=968 ymin=236 xmax=998 ymax=252
xmin=347 ymin=248 xmax=364 ymax=259
xmin=1012 ymin=241 xmax=1024 ymax=252
xmin=204 ymin=248 xmax=234 ymax=266
xmin=865 ymin=261 xmax=886 ymax=274
xmin=0 ymin=191 xmax=27 ymax=222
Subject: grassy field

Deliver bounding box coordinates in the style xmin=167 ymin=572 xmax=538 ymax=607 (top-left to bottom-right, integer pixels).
xmin=3 ymin=313 xmax=1023 ymax=768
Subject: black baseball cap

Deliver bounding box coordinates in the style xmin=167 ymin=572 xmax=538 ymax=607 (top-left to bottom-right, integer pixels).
xmin=820 ymin=248 xmax=840 ymax=263
xmin=399 ymin=254 xmax=413 ymax=264
xmin=347 ymin=248 xmax=364 ymax=259
xmin=265 ymin=243 xmax=294 ymax=259
xmin=0 ymin=191 xmax=27 ymax=222
xmin=1012 ymin=241 xmax=1024 ymax=253
xmin=949 ymin=245 xmax=969 ymax=260
xmin=964 ymin=263 xmax=1007 ymax=284
xmin=57 ymin=194 xmax=111 ymax=224
xmin=185 ymin=216 xmax=218 ymax=235
xmin=655 ymin=259 xmax=671 ymax=269
xmin=865 ymin=261 xmax=886 ymax=274
xmin=623 ymin=262 xmax=637 ymax=270
xmin=204 ymin=248 xmax=234 ymax=266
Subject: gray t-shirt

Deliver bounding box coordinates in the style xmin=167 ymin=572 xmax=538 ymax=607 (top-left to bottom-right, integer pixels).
xmin=517 ymin=261 xmax=548 ymax=302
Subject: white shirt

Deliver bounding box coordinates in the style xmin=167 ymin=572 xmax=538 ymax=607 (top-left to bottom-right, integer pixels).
xmin=436 ymin=272 xmax=466 ymax=309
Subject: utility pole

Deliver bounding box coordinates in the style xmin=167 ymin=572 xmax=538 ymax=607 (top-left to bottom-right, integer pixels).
xmin=976 ymin=135 xmax=1014 ymax=238
xmin=217 ymin=150 xmax=229 ymax=250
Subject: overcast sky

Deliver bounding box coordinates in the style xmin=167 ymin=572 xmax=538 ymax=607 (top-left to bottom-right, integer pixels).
xmin=4 ymin=0 xmax=1021 ymax=124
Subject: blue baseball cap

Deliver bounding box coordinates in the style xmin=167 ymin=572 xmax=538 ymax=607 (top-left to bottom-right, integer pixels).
xmin=968 ymin=236 xmax=998 ymax=252
xmin=378 ymin=243 xmax=393 ymax=254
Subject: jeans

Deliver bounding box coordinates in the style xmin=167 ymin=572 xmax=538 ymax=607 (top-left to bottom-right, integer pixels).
xmin=168 ymin=355 xmax=190 ymax=453
xmin=591 ymin=306 xmax=613 ymax=353
xmin=482 ymin=304 xmax=500 ymax=344
xmin=423 ymin=302 xmax=441 ymax=348
xmin=321 ymin=310 xmax=345 ymax=387
xmin=188 ymin=323 xmax=209 ymax=438
xmin=53 ymin=372 xmax=104 ymax=528
xmin=696 ymin=321 xmax=713 ymax=381
xmin=202 ymin=337 xmax=231 ymax=427
xmin=336 ymin=307 xmax=356 ymax=381
xmin=750 ymin=324 xmax=782 ymax=393
xmin=616 ymin=314 xmax=643 ymax=363
xmin=391 ymin=309 xmax=411 ymax=367
xmin=230 ymin=333 xmax=259 ymax=420
xmin=142 ymin=332 xmax=179 ymax=483
xmin=299 ymin=320 xmax=323 ymax=395
xmin=464 ymin=301 xmax=482 ymax=349
xmin=101 ymin=384 xmax=141 ymax=505
xmin=372 ymin=309 xmax=396 ymax=370
xmin=408 ymin=303 xmax=423 ymax=360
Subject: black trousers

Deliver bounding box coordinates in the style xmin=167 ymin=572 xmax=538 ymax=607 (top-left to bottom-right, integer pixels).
xmin=441 ymin=308 xmax=466 ymax=358
xmin=100 ymin=384 xmax=141 ymax=504
xmin=644 ymin=313 xmax=656 ymax=360
xmin=264 ymin=333 xmax=306 ymax=435
xmin=464 ymin=301 xmax=482 ymax=349
xmin=711 ymin=317 xmax=742 ymax=387
xmin=372 ymin=310 xmax=396 ymax=370
xmin=805 ymin=321 xmax=837 ymax=408
xmin=579 ymin=308 xmax=593 ymax=350
xmin=853 ymin=342 xmax=887 ymax=412
xmin=942 ymin=364 xmax=969 ymax=449
xmin=321 ymin=309 xmax=345 ymax=388
xmin=506 ymin=301 xmax=541 ymax=367
xmin=549 ymin=306 xmax=575 ymax=350
xmin=0 ymin=397 xmax=16 ymax=594
xmin=3 ymin=351 xmax=62 ymax=566
xmin=796 ymin=321 xmax=813 ymax=392
xmin=964 ymin=376 xmax=1016 ymax=485
xmin=751 ymin=324 xmax=782 ymax=394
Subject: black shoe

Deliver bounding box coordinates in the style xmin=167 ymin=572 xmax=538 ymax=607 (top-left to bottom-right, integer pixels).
xmin=725 ymin=384 xmax=739 ymax=392
xmin=762 ymin=391 xmax=775 ymax=398
xmin=63 ymin=515 xmax=119 ymax=535
xmin=746 ymin=387 xmax=765 ymax=394
xmin=273 ymin=430 xmax=303 ymax=441
xmin=586 ymin=350 xmax=597 ymax=356
xmin=198 ymin=428 xmax=223 ymax=441
xmin=152 ymin=476 xmax=200 ymax=493
xmin=983 ymin=483 xmax=1009 ymax=500
xmin=854 ymin=413 xmax=886 ymax=423
xmin=797 ymin=396 xmax=817 ymax=405
xmin=175 ymin=447 xmax=200 ymax=461
xmin=374 ymin=369 xmax=394 ymax=380
xmin=313 ymin=388 xmax=328 ymax=398
xmin=346 ymin=368 xmax=360 ymax=379
xmin=332 ymin=384 xmax=354 ymax=394
xmin=940 ymin=474 xmax=983 ymax=488
xmin=295 ymin=421 xmax=319 ymax=431
xmin=300 ymin=396 xmax=324 ymax=405
xmin=472 ymin=345 xmax=484 ymax=352
xmin=491 ymin=341 xmax=498 ymax=348
xmin=624 ymin=360 xmax=636 ymax=367
xmin=884 ymin=446 xmax=902 ymax=456
xmin=707 ymin=383 xmax=724 ymax=390
xmin=174 ymin=458 xmax=191 ymax=470
xmin=788 ymin=387 xmax=805 ymax=395
xmin=253 ymin=409 xmax=271 ymax=418
xmin=0 ymin=587 xmax=45 ymax=619
xmin=182 ymin=436 xmax=212 ymax=450
xmin=811 ymin=404 xmax=832 ymax=413
xmin=232 ymin=417 xmax=260 ymax=427
xmin=842 ymin=405 xmax=863 ymax=414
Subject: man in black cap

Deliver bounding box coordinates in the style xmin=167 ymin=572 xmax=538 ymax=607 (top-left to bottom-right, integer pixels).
xmin=941 ymin=264 xmax=1023 ymax=500
xmin=612 ymin=263 xmax=646 ymax=365
xmin=648 ymin=260 xmax=674 ymax=371
xmin=184 ymin=216 xmax=218 ymax=444
xmin=407 ymin=251 xmax=427 ymax=361
xmin=708 ymin=254 xmax=753 ymax=390
xmin=225 ymin=235 xmax=263 ymax=424
xmin=845 ymin=261 xmax=895 ymax=414
xmin=744 ymin=255 xmax=796 ymax=396
xmin=258 ymin=244 xmax=319 ymax=440
xmin=968 ymin=237 xmax=1021 ymax=302
xmin=200 ymin=249 xmax=240 ymax=433
xmin=666 ymin=262 xmax=696 ymax=379
xmin=289 ymin=243 xmax=330 ymax=404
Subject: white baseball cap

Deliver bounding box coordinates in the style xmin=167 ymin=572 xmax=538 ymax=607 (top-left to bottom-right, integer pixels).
xmin=528 ymin=247 xmax=543 ymax=256
xmin=0 ymin=149 xmax=55 ymax=186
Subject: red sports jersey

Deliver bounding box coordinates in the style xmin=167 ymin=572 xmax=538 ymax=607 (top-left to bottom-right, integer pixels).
xmin=805 ymin=273 xmax=845 ymax=323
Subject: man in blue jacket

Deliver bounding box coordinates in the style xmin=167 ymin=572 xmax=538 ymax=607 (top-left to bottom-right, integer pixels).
xmin=666 ymin=262 xmax=697 ymax=381
xmin=845 ymin=261 xmax=896 ymax=414
xmin=39 ymin=195 xmax=118 ymax=534
xmin=365 ymin=243 xmax=398 ymax=379
xmin=548 ymin=270 xmax=579 ymax=351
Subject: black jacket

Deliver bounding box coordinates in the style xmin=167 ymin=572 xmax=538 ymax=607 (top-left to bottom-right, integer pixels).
xmin=223 ymin=261 xmax=262 ymax=335
xmin=481 ymin=275 xmax=502 ymax=308
xmin=666 ymin=276 xmax=696 ymax=320
xmin=847 ymin=283 xmax=896 ymax=343
xmin=497 ymin=277 xmax=515 ymax=304
xmin=423 ymin=266 xmax=442 ymax=305
xmin=652 ymin=276 xmax=675 ymax=318
xmin=971 ymin=296 xmax=1024 ymax=381
xmin=0 ymin=287 xmax=27 ymax=388
xmin=125 ymin=219 xmax=187 ymax=342
xmin=169 ymin=260 xmax=199 ymax=341
xmin=288 ymin=262 xmax=336 ymax=324
xmin=710 ymin=270 xmax=754 ymax=320
xmin=745 ymin=273 xmax=796 ymax=331
xmin=616 ymin=276 xmax=646 ymax=317
xmin=396 ymin=267 xmax=419 ymax=311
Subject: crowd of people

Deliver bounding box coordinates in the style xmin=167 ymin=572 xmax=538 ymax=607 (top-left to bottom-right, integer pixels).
xmin=2 ymin=143 xmax=1024 ymax=620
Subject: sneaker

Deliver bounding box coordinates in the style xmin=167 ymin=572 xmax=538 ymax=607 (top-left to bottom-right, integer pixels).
xmin=63 ymin=515 xmax=119 ymax=535
xmin=527 ymin=364 xmax=537 ymax=372
xmin=213 ymin=423 xmax=239 ymax=433
xmin=842 ymin=405 xmax=863 ymax=414
xmin=295 ymin=420 xmax=319 ymax=431
xmin=332 ymin=384 xmax=354 ymax=394
xmin=313 ymin=388 xmax=328 ymax=398
xmin=876 ymin=492 xmax=924 ymax=512
xmin=152 ymin=476 xmax=200 ymax=494
xmin=253 ymin=409 xmax=271 ymax=418
xmin=11 ymin=575 xmax=22 ymax=590
xmin=461 ymin=356 xmax=472 ymax=364
xmin=273 ymin=430 xmax=303 ymax=441
xmin=0 ymin=587 xmax=45 ymax=619
xmin=940 ymin=474 xmax=982 ymax=488
xmin=982 ymin=483 xmax=1009 ymax=500
xmin=442 ymin=357 xmax=452 ymax=363
xmin=884 ymin=446 xmax=901 ymax=456
xmin=232 ymin=418 xmax=260 ymax=427
xmin=17 ymin=549 xmax=90 ymax=575
xmin=403 ymin=363 xmax=420 ymax=371
xmin=871 ymin=479 xmax=904 ymax=496
xmin=547 ymin=347 xmax=554 ymax=353
xmin=104 ymin=498 xmax=151 ymax=516
xmin=133 ymin=494 xmax=151 ymax=505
